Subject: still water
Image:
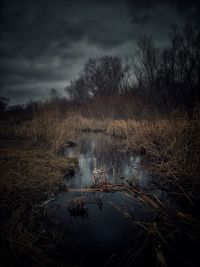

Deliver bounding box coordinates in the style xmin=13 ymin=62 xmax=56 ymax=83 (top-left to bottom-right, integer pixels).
xmin=45 ymin=134 xmax=161 ymax=266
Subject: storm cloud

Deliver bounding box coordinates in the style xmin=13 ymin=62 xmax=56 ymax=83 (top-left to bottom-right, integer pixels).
xmin=0 ymin=0 xmax=199 ymax=104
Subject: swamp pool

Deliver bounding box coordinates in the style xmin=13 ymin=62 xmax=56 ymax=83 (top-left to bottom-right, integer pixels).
xmin=44 ymin=133 xmax=170 ymax=266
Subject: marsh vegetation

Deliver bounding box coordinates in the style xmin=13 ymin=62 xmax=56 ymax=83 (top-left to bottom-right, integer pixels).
xmin=0 ymin=24 xmax=200 ymax=267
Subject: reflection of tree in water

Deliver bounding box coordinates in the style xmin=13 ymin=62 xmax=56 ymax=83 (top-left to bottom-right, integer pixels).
xmin=77 ymin=134 xmax=135 ymax=185
xmin=92 ymin=137 xmax=130 ymax=174
xmin=94 ymin=192 xmax=103 ymax=211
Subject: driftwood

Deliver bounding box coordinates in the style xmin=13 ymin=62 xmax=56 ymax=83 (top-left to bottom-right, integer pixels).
xmin=64 ymin=183 xmax=162 ymax=210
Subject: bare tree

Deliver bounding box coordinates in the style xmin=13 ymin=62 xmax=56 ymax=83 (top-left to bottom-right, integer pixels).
xmin=65 ymin=74 xmax=89 ymax=104
xmin=133 ymin=35 xmax=161 ymax=106
xmin=132 ymin=25 xmax=200 ymax=110
xmin=84 ymin=56 xmax=129 ymax=97
xmin=159 ymin=24 xmax=200 ymax=108
xmin=65 ymin=56 xmax=129 ymax=103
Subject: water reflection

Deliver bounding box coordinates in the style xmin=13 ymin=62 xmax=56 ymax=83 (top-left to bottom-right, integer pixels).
xmin=46 ymin=133 xmax=156 ymax=266
xmin=63 ymin=133 xmax=149 ymax=188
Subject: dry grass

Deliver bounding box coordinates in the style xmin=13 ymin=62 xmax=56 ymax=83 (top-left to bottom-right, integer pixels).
xmin=104 ymin=106 xmax=200 ymax=203
xmin=1 ymin=102 xmax=199 ymax=266
xmin=14 ymin=110 xmax=109 ymax=152
xmin=0 ymin=137 xmax=77 ymax=267
xmin=14 ymin=105 xmax=199 ymax=197
xmin=0 ymin=139 xmax=77 ymax=203
xmin=102 ymin=108 xmax=199 ymax=176
xmin=71 ymin=114 xmax=108 ymax=132
xmin=14 ymin=109 xmax=77 ymax=153
xmin=129 ymin=112 xmax=200 ymax=183
xmin=106 ymin=120 xmax=129 ymax=137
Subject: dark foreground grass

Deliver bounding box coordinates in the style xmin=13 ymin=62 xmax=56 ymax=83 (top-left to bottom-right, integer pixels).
xmin=0 ymin=135 xmax=77 ymax=267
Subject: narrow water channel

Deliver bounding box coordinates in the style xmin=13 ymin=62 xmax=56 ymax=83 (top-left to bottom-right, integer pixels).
xmin=45 ymin=133 xmax=163 ymax=266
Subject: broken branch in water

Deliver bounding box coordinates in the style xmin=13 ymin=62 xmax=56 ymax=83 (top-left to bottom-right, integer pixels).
xmin=64 ymin=183 xmax=162 ymax=210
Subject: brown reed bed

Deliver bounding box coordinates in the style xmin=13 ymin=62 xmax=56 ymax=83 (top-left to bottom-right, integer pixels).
xmin=14 ymin=109 xmax=108 ymax=153
xmin=128 ymin=108 xmax=200 ymax=206
xmin=1 ymin=102 xmax=199 ymax=266
xmin=13 ymin=104 xmax=200 ymax=203
xmin=0 ymin=134 xmax=77 ymax=267
xmin=14 ymin=109 xmax=78 ymax=153
xmin=101 ymin=106 xmax=200 ymax=205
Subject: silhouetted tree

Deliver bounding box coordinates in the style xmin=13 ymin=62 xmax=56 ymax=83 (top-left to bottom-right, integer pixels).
xmin=84 ymin=56 xmax=129 ymax=97
xmin=66 ymin=24 xmax=200 ymax=110
xmin=65 ymin=75 xmax=89 ymax=104
xmin=133 ymin=24 xmax=200 ymax=110
xmin=132 ymin=35 xmax=162 ymax=107
xmin=65 ymin=56 xmax=129 ymax=103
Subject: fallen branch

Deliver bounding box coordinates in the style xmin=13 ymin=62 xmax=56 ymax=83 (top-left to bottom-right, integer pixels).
xmin=64 ymin=183 xmax=162 ymax=209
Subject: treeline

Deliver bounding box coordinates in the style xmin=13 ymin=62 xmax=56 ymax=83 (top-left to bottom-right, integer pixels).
xmin=66 ymin=56 xmax=130 ymax=103
xmin=0 ymin=95 xmax=74 ymax=121
xmin=1 ymin=24 xmax=200 ymax=119
xmin=66 ymin=24 xmax=200 ymax=111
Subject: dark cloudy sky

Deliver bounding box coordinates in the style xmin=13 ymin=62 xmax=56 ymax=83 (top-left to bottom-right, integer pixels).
xmin=0 ymin=0 xmax=199 ymax=104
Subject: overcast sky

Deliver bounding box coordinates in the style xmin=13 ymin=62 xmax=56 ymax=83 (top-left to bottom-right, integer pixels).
xmin=0 ymin=0 xmax=199 ymax=105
